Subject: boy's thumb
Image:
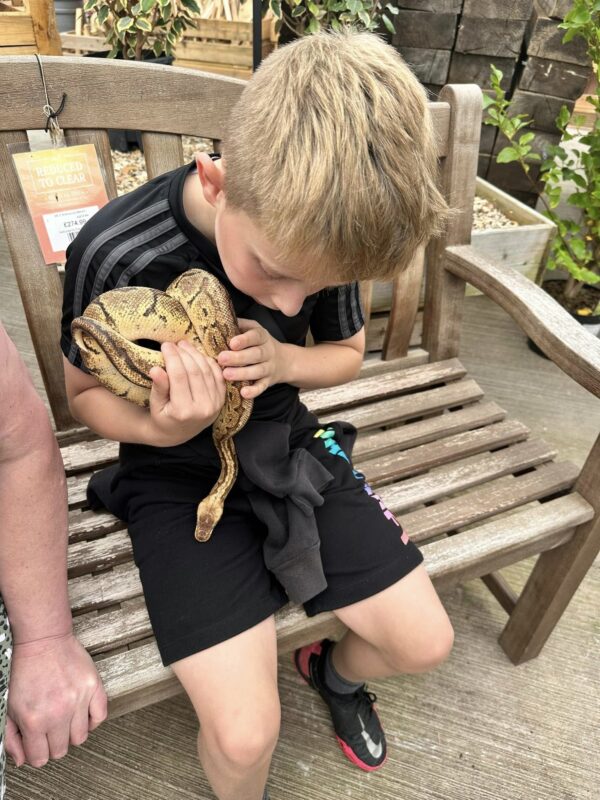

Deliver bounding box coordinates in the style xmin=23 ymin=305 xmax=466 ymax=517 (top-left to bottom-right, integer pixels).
xmin=149 ymin=366 xmax=168 ymax=399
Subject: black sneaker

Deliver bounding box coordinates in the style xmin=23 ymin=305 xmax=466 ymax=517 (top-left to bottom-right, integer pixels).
xmin=293 ymin=638 xmax=388 ymax=771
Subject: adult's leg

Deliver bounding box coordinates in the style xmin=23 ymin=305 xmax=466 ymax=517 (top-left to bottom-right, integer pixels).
xmin=170 ymin=614 xmax=280 ymax=800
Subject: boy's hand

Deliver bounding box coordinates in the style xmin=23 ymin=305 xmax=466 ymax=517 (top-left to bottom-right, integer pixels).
xmin=217 ymin=319 xmax=284 ymax=400
xmin=147 ymin=340 xmax=227 ymax=447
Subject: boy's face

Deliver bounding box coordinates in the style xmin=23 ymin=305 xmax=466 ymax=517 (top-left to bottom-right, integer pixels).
xmin=196 ymin=153 xmax=341 ymax=317
xmin=214 ymin=199 xmax=329 ymax=317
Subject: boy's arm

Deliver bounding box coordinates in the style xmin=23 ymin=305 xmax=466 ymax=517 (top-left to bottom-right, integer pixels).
xmin=279 ymin=327 xmax=365 ymax=391
xmin=218 ymin=320 xmax=365 ymax=397
xmin=64 ymin=340 xmax=227 ymax=448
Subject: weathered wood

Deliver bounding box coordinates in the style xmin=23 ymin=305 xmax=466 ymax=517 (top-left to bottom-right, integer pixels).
xmin=396 ymin=46 xmax=451 ymax=84
xmin=396 ymin=0 xmax=462 ymax=10
xmin=140 ymin=133 xmax=184 ymax=180
xmin=462 ymin=0 xmax=534 ymax=19
xmin=422 ymin=84 xmax=482 ymax=361
xmin=0 ymin=57 xmax=452 ymax=159
xmin=65 ymin=129 xmax=118 ymax=200
xmin=444 ymin=245 xmax=600 ymax=398
xmin=382 ymin=438 xmax=558 ymax=515
xmin=29 ymin=0 xmax=61 ymax=54
xmin=0 ymin=130 xmax=75 ymax=430
xmin=455 ymin=17 xmax=529 ymax=58
xmin=534 ymin=0 xmax=574 ymax=18
xmin=499 ymin=431 xmax=600 ymax=664
xmin=424 ymin=493 xmax=592 ymax=591
xmin=525 ymin=12 xmax=590 ymax=65
xmin=382 ymin=245 xmax=424 ymax=360
xmin=402 ymin=461 xmax=581 ymax=543
xmin=508 ymin=88 xmax=575 ymax=133
xmin=392 ymin=10 xmax=459 ymax=50
xmin=448 ymin=53 xmax=516 ymax=91
xmin=519 ymin=56 xmax=592 ymax=99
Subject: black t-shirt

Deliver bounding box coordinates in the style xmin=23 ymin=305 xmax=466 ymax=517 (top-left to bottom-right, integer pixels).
xmin=61 ymin=158 xmax=364 ymax=467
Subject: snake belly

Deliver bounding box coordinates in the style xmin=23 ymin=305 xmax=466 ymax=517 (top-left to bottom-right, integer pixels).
xmin=71 ymin=268 xmax=253 ymax=542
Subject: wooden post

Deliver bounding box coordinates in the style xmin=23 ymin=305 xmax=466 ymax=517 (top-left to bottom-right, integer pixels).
xmin=421 ymin=84 xmax=482 ymax=362
xmin=499 ymin=431 xmax=600 ymax=664
xmin=29 ymin=0 xmax=62 ymax=55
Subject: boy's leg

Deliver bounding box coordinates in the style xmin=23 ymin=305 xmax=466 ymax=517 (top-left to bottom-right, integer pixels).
xmin=170 ymin=614 xmax=280 ymax=800
xmin=330 ymin=562 xmax=454 ymax=681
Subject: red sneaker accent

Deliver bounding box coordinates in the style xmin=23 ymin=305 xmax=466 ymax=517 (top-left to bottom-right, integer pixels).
xmin=293 ymin=640 xmax=324 ymax=685
xmin=335 ymin=735 xmax=389 ymax=772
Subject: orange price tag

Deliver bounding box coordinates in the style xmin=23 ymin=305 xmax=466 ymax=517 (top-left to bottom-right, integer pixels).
xmin=12 ymin=144 xmax=109 ymax=265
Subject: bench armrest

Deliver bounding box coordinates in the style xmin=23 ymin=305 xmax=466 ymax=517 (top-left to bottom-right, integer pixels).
xmin=444 ymin=244 xmax=600 ymax=399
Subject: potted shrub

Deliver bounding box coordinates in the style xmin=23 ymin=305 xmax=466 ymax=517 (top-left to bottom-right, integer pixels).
xmin=83 ymin=0 xmax=202 ymax=149
xmin=482 ymin=0 xmax=600 ymax=354
xmin=263 ymin=0 xmax=400 ymax=44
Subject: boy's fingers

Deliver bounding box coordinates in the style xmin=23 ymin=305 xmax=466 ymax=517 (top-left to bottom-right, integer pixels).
xmin=219 ymin=345 xmax=263 ymax=367
xmin=242 ymin=378 xmax=268 ymax=399
xmin=161 ymin=341 xmax=192 ymax=407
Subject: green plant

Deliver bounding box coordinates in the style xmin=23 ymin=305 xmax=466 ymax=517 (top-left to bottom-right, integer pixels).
xmin=263 ymin=0 xmax=399 ymax=38
xmin=83 ymin=0 xmax=202 ymax=60
xmin=482 ymin=0 xmax=600 ymax=315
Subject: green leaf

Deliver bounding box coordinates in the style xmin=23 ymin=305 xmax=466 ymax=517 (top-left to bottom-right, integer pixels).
xmin=153 ymin=38 xmax=164 ymax=57
xmin=181 ymin=0 xmax=201 ymax=11
xmin=330 ymin=17 xmax=342 ymax=30
xmin=141 ymin=0 xmax=155 ymax=10
xmin=97 ymin=4 xmax=109 ymax=23
xmin=83 ymin=0 xmax=96 ymax=10
xmin=481 ymin=93 xmax=495 ymax=109
xmin=270 ymin=0 xmax=281 ymax=16
xmin=291 ymin=4 xmax=305 ymax=15
xmin=382 ymin=13 xmax=395 ymax=33
xmin=557 ymin=104 xmax=571 ymax=129
xmin=496 ymin=146 xmax=520 ymax=163
xmin=358 ymin=9 xmax=370 ymax=26
xmin=136 ymin=15 xmax=153 ymax=30
xmin=519 ymin=131 xmax=535 ymax=145
xmin=117 ymin=16 xmax=134 ymax=32
xmin=307 ymin=0 xmax=319 ymax=13
xmin=307 ymin=16 xmax=319 ymax=32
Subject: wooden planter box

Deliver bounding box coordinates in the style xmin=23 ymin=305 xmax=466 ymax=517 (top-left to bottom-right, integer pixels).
xmin=60 ymin=18 xmax=276 ymax=80
xmin=370 ymin=175 xmax=556 ymax=318
xmin=467 ymin=176 xmax=557 ymax=297
xmin=0 ymin=0 xmax=61 ymax=54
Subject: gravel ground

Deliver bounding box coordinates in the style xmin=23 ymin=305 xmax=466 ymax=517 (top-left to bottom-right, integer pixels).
xmin=112 ymin=139 xmax=518 ymax=230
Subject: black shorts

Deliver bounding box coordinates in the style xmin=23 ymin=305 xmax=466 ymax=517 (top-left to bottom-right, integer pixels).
xmin=121 ymin=404 xmax=425 ymax=666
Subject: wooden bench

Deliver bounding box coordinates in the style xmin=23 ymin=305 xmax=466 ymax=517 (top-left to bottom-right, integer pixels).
xmin=0 ymin=56 xmax=599 ymax=719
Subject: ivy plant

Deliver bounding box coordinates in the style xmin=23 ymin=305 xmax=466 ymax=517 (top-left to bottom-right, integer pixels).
xmin=482 ymin=0 xmax=599 ymax=314
xmin=262 ymin=0 xmax=400 ymax=38
xmin=83 ymin=0 xmax=202 ymax=60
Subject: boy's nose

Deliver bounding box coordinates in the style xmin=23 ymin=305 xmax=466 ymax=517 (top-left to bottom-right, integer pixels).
xmin=275 ymin=288 xmax=307 ymax=317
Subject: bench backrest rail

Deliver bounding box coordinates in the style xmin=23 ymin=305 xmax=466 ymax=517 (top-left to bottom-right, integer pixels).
xmin=0 ymin=56 xmax=482 ymax=432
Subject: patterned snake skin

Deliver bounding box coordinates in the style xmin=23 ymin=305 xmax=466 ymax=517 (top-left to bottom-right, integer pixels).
xmin=71 ymin=268 xmax=253 ymax=541
xmin=0 ymin=594 xmax=12 ymax=799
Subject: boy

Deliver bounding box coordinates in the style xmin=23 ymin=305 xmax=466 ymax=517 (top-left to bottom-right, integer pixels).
xmin=61 ymin=28 xmax=454 ymax=800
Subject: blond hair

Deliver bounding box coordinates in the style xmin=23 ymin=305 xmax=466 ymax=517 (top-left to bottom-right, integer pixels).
xmin=222 ymin=27 xmax=450 ymax=283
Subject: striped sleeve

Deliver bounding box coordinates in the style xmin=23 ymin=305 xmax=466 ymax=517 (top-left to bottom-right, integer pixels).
xmin=308 ymin=282 xmax=365 ymax=342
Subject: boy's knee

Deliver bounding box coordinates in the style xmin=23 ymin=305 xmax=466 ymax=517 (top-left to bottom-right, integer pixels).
xmin=386 ymin=617 xmax=455 ymax=673
xmin=205 ymin=703 xmax=281 ymax=769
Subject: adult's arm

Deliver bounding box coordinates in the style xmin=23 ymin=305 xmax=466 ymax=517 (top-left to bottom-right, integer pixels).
xmin=0 ymin=323 xmax=107 ymax=768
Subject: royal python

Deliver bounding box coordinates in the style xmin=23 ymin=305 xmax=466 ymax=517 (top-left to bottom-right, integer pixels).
xmin=71 ymin=268 xmax=253 ymax=542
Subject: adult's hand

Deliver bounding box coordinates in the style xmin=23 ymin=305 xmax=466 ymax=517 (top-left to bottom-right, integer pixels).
xmin=5 ymin=632 xmax=107 ymax=768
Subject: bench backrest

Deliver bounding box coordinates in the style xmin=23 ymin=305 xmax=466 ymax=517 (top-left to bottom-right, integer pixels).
xmin=0 ymin=55 xmax=482 ymax=431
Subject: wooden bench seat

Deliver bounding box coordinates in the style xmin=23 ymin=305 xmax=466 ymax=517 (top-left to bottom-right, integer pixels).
xmin=60 ymin=353 xmax=594 ymax=716
xmin=1 ymin=57 xmax=599 ymax=721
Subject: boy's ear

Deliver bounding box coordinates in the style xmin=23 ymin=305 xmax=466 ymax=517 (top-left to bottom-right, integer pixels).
xmin=195 ymin=152 xmax=225 ymax=207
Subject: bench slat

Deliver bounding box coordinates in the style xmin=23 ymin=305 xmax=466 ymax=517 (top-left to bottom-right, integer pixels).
xmin=403 ymin=461 xmax=580 ymax=541
xmin=71 ymin=460 xmax=581 ymax=659
xmin=352 ymin=400 xmax=507 ymax=459
xmin=94 ymin=492 xmax=593 ymax=718
xmin=380 ymin=438 xmax=558 ymax=515
xmin=67 ymin=438 xmax=559 ymax=613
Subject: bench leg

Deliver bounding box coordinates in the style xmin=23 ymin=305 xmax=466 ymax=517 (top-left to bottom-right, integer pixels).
xmin=498 ymin=432 xmax=600 ymax=665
